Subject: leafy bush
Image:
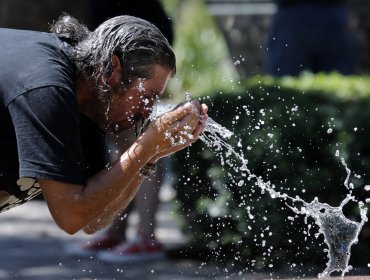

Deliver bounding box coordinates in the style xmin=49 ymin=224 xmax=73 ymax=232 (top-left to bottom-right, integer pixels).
xmin=171 ymin=72 xmax=370 ymax=273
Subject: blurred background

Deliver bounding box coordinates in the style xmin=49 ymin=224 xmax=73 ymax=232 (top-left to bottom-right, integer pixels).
xmin=1 ymin=0 xmax=370 ymax=279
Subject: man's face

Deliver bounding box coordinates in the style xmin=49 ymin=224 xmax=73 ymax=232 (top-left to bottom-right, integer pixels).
xmin=103 ymin=65 xmax=172 ymax=134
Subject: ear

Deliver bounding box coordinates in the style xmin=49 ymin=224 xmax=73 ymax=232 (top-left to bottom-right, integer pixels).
xmin=111 ymin=54 xmax=121 ymax=68
xmin=108 ymin=54 xmax=122 ymax=86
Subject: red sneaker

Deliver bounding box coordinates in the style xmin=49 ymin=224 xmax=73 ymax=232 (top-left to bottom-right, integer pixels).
xmin=98 ymin=235 xmax=165 ymax=263
xmin=65 ymin=233 xmax=122 ymax=258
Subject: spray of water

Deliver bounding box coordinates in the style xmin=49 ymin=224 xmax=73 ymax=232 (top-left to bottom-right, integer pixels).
xmin=150 ymin=94 xmax=368 ymax=276
xmin=200 ymin=117 xmax=368 ymax=278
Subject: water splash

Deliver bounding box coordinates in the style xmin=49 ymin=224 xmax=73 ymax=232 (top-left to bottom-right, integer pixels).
xmin=200 ymin=118 xmax=368 ymax=277
xmin=203 ymin=117 xmax=234 ymax=140
xmin=292 ymin=196 xmax=367 ymax=278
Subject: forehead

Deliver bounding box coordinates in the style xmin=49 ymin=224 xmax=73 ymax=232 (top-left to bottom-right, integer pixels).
xmin=135 ymin=65 xmax=172 ymax=87
xmin=148 ymin=65 xmax=172 ymax=80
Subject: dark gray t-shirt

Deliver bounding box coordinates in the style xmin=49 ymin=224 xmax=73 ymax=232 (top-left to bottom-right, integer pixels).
xmin=0 ymin=28 xmax=106 ymax=212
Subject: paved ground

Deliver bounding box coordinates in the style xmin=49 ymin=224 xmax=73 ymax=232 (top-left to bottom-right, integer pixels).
xmin=0 ymin=185 xmax=370 ymax=280
xmin=0 ymin=185 xmax=266 ymax=280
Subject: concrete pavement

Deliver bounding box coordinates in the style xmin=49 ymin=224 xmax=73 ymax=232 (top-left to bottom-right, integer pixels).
xmin=0 ymin=185 xmax=370 ymax=280
xmin=0 ymin=184 xmax=270 ymax=280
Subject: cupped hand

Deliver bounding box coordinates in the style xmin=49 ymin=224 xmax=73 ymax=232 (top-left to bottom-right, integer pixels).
xmin=139 ymin=100 xmax=208 ymax=163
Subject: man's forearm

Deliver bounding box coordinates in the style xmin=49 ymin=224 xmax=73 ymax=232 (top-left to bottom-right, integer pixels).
xmin=83 ymin=173 xmax=146 ymax=234
xmin=39 ymin=138 xmax=157 ymax=234
xmin=75 ymin=139 xmax=156 ymax=230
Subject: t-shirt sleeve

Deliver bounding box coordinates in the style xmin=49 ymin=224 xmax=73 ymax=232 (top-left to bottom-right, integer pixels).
xmin=8 ymin=86 xmax=88 ymax=185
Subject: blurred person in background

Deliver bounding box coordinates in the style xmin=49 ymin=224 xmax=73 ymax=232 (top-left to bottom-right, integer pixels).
xmin=266 ymin=0 xmax=358 ymax=76
xmin=65 ymin=0 xmax=177 ymax=263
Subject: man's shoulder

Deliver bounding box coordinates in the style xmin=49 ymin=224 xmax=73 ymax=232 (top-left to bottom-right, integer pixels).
xmin=0 ymin=29 xmax=75 ymax=107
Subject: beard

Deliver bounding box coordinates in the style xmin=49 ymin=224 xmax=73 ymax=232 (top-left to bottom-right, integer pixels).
xmin=102 ymin=114 xmax=142 ymax=135
xmin=92 ymin=85 xmax=149 ymax=135
xmin=96 ymin=90 xmax=143 ymax=134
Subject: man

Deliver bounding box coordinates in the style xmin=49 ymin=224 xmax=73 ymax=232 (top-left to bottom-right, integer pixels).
xmin=0 ymin=14 xmax=208 ymax=235
xmin=63 ymin=0 xmax=177 ymax=263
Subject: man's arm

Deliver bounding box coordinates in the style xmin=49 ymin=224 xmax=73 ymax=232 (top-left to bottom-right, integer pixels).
xmin=82 ymin=172 xmax=145 ymax=234
xmin=39 ymin=138 xmax=153 ymax=235
xmin=39 ymin=101 xmax=207 ymax=235
xmin=81 ymin=128 xmax=143 ymax=234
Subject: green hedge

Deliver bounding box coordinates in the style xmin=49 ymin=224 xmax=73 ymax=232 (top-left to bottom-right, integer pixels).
xmin=171 ymin=73 xmax=370 ymax=273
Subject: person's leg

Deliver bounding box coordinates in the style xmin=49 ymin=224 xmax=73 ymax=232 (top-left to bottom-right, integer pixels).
xmin=106 ymin=203 xmax=132 ymax=240
xmin=97 ymin=165 xmax=166 ymax=263
xmin=96 ymin=132 xmax=166 ymax=263
xmin=103 ymin=129 xmax=137 ymax=239
xmin=135 ymin=160 xmax=164 ymax=239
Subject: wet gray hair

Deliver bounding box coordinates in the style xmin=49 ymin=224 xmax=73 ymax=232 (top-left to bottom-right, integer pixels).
xmin=50 ymin=14 xmax=176 ymax=90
